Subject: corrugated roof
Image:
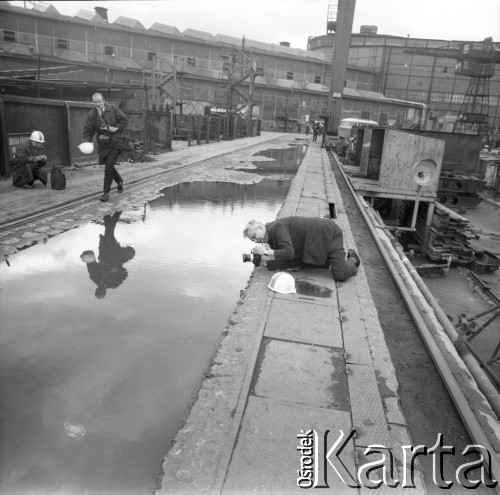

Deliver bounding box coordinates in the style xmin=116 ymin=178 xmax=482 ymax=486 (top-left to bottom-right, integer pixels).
xmin=74 ymin=9 xmax=107 ymax=24
xmin=32 ymin=1 xmax=61 ymax=16
xmin=214 ymin=34 xmax=243 ymax=47
xmin=1 ymin=42 xmax=33 ymax=57
xmin=343 ymin=87 xmax=388 ymax=101
xmin=57 ymin=50 xmax=89 ymax=63
xmin=114 ymin=16 xmax=146 ymax=31
xmin=243 ymin=38 xmax=272 ymax=52
xmin=106 ymin=57 xmax=143 ymax=70
xmin=183 ymin=29 xmax=214 ymax=42
xmin=149 ymin=23 xmax=182 ymax=37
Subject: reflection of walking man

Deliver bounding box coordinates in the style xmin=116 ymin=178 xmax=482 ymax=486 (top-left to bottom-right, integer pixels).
xmin=80 ymin=211 xmax=135 ymax=299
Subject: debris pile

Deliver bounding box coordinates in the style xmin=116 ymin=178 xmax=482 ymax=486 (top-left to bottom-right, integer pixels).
xmin=424 ymin=202 xmax=473 ymax=263
xmin=119 ymin=142 xmax=170 ymax=163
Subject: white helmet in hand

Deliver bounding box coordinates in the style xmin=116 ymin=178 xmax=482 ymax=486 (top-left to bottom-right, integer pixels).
xmin=30 ymin=130 xmax=45 ymax=143
xmin=78 ymin=142 xmax=94 ymax=154
xmin=268 ymin=272 xmax=296 ymax=294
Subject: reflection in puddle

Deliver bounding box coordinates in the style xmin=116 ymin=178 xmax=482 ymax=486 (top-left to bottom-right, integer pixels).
xmin=235 ymin=143 xmax=308 ymax=176
xmin=295 ymin=280 xmax=333 ymax=298
xmin=80 ymin=211 xmax=136 ymax=299
xmin=0 ymin=179 xmax=291 ymax=494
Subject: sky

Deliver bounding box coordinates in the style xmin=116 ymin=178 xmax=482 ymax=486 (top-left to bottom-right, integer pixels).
xmin=9 ymin=0 xmax=500 ymax=50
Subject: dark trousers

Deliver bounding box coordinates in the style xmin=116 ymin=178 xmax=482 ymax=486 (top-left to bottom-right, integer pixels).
xmin=12 ymin=161 xmax=48 ymax=186
xmin=103 ymin=148 xmax=122 ymax=193
xmin=266 ymin=250 xmax=358 ymax=282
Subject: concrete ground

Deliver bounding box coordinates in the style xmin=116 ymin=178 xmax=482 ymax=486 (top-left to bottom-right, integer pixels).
xmin=155 ymin=141 xmax=425 ymax=494
xmin=2 ymin=133 xmax=497 ymax=493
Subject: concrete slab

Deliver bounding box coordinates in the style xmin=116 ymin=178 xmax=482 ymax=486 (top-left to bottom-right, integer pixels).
xmin=222 ymin=395 xmax=354 ymax=494
xmin=264 ymin=298 xmax=343 ymax=348
xmin=252 ymin=339 xmax=350 ymax=411
xmin=347 ymin=363 xmax=391 ymax=447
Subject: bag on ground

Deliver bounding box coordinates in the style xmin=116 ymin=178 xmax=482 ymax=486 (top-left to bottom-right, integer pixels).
xmin=51 ymin=166 xmax=66 ymax=190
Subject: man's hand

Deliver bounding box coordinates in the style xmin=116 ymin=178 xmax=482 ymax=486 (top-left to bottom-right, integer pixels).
xmin=252 ymin=243 xmax=272 ymax=257
xmin=36 ymin=155 xmax=47 ymax=161
xmin=108 ymin=126 xmax=119 ymax=133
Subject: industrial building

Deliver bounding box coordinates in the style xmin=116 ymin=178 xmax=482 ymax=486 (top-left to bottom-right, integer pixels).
xmin=0 ymin=1 xmax=498 ymax=140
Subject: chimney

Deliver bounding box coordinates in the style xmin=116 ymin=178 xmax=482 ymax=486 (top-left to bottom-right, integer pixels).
xmin=94 ymin=7 xmax=108 ymax=22
xmin=279 ymin=41 xmax=290 ymax=47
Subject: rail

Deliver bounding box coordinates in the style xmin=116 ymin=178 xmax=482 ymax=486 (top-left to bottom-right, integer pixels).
xmin=328 ymin=149 xmax=500 ymax=487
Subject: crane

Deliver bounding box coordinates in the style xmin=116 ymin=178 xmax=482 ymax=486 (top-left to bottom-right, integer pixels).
xmin=320 ymin=0 xmax=356 ymax=136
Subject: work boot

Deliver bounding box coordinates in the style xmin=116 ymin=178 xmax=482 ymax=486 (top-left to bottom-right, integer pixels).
xmin=347 ymin=249 xmax=360 ymax=267
xmin=117 ymin=180 xmax=124 ymax=193
xmin=100 ymin=192 xmax=110 ymax=202
xmin=22 ymin=183 xmax=35 ymax=189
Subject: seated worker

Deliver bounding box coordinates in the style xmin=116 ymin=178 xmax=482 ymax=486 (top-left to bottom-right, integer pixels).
xmin=10 ymin=131 xmax=49 ymax=189
xmin=243 ymin=216 xmax=360 ymax=282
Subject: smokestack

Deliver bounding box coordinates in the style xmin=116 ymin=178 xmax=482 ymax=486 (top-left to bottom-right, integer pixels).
xmin=94 ymin=7 xmax=108 ymax=22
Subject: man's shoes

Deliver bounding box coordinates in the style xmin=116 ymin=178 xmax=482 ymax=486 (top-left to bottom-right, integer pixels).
xmin=100 ymin=192 xmax=110 ymax=202
xmin=23 ymin=183 xmax=35 ymax=189
xmin=117 ymin=180 xmax=124 ymax=193
xmin=347 ymin=249 xmax=361 ymax=267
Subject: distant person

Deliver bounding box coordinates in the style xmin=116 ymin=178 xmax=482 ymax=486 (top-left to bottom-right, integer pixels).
xmin=243 ymin=216 xmax=360 ymax=282
xmin=80 ymin=211 xmax=135 ymax=299
xmin=83 ymin=92 xmax=129 ymax=202
xmin=335 ymin=136 xmax=348 ymax=157
xmin=10 ymin=130 xmax=48 ymax=189
xmin=305 ymin=123 xmax=310 ymax=136
xmin=312 ymin=124 xmax=319 ymax=142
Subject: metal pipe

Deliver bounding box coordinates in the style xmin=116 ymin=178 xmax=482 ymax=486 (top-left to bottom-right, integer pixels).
xmin=371 ymin=208 xmax=500 ymax=417
xmin=330 ymin=152 xmax=500 ymax=483
xmin=378 ymin=221 xmax=500 ymax=419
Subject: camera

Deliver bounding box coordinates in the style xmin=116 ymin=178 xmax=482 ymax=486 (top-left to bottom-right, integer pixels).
xmin=242 ymin=252 xmax=261 ymax=267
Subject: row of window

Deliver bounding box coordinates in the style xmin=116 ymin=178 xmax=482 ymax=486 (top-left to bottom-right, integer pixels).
xmin=3 ymin=30 xmax=322 ymax=84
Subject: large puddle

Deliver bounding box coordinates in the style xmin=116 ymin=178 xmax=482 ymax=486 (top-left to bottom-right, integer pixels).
xmin=0 ymin=178 xmax=292 ymax=494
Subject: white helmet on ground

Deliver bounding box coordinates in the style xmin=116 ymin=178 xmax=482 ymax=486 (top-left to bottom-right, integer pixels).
xmin=268 ymin=272 xmax=296 ymax=294
xmin=78 ymin=142 xmax=94 ymax=154
xmin=30 ymin=130 xmax=45 ymax=143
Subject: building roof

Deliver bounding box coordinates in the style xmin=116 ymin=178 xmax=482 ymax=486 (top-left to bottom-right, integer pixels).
xmin=32 ymin=1 xmax=61 ymax=16
xmin=114 ymin=16 xmax=147 ymax=31
xmin=149 ymin=23 xmax=183 ymax=37
xmin=183 ymin=29 xmax=215 ymax=43
xmin=74 ymin=9 xmax=107 ymax=24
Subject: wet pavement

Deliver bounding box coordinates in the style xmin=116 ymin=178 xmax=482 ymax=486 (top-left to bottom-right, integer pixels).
xmin=2 ymin=133 xmax=497 ymax=493
xmin=155 ymin=140 xmax=425 ymax=493
xmin=0 ymin=132 xmax=306 ymax=493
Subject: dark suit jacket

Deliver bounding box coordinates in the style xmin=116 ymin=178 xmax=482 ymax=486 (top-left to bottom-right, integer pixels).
xmin=266 ymin=216 xmax=344 ymax=265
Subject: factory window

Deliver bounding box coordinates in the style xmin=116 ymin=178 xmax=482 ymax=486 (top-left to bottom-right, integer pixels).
xmin=286 ymin=72 xmax=294 ymax=80
xmin=148 ymin=51 xmax=157 ymax=61
xmin=314 ymin=75 xmax=321 ymax=84
xmin=187 ymin=57 xmax=196 ymax=67
xmin=3 ymin=30 xmax=15 ymax=42
xmin=255 ymin=66 xmax=264 ymax=75
xmin=57 ymin=39 xmax=68 ymax=50
xmin=104 ymin=45 xmax=115 ymax=56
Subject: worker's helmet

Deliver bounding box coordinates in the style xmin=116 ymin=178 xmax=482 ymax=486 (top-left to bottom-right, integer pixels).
xmin=268 ymin=272 xmax=296 ymax=294
xmin=78 ymin=142 xmax=94 ymax=154
xmin=30 ymin=130 xmax=45 ymax=143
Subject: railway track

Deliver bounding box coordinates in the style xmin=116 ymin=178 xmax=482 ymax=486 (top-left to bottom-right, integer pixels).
xmin=0 ymin=137 xmax=287 ymax=233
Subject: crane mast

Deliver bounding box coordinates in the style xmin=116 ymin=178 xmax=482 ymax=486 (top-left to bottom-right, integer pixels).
xmin=325 ymin=0 xmax=356 ymax=135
